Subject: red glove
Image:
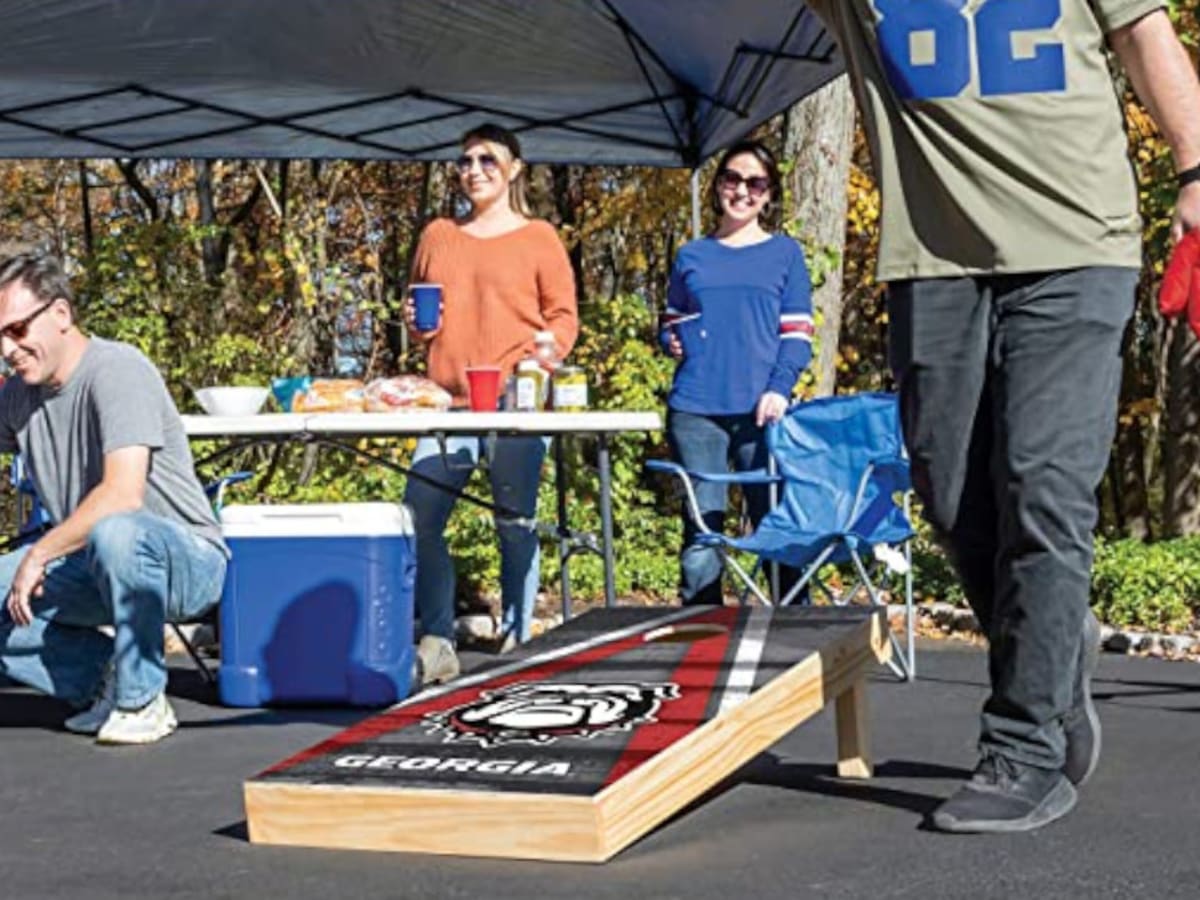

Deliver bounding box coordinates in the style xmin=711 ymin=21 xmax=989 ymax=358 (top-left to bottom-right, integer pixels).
xmin=1159 ymin=229 xmax=1200 ymax=339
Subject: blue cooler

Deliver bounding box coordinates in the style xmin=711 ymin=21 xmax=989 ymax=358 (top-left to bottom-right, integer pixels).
xmin=217 ymin=503 xmax=416 ymax=707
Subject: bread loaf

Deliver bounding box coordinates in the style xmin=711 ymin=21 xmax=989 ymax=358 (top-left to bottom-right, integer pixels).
xmin=364 ymin=375 xmax=452 ymax=412
xmin=292 ymin=379 xmax=366 ymax=413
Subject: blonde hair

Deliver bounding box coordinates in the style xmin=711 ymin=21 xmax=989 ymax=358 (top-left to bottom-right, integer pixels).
xmin=461 ymin=123 xmax=532 ymax=216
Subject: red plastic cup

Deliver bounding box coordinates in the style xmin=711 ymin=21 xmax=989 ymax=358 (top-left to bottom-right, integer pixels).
xmin=465 ymin=366 xmax=502 ymax=411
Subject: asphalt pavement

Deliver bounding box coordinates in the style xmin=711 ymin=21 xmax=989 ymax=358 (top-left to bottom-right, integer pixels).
xmin=2 ymin=639 xmax=1198 ymax=900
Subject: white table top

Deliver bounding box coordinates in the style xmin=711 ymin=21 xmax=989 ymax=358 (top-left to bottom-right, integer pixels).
xmin=182 ymin=410 xmax=663 ymax=438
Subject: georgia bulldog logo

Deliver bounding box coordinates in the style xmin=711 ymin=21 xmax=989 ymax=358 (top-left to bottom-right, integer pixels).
xmin=424 ymin=681 xmax=681 ymax=747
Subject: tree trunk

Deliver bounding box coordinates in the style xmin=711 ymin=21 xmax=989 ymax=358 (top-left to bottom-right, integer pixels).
xmin=782 ymin=75 xmax=855 ymax=398
xmin=78 ymin=161 xmax=93 ymax=258
xmin=1161 ymin=321 xmax=1200 ymax=535
xmin=551 ymin=163 xmax=584 ymax=303
xmin=1107 ymin=321 xmax=1154 ymax=538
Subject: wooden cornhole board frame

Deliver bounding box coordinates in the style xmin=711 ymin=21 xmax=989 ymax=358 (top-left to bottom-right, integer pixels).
xmin=245 ymin=605 xmax=890 ymax=863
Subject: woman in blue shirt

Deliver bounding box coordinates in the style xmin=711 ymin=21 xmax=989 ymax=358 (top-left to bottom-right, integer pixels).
xmin=660 ymin=139 xmax=814 ymax=604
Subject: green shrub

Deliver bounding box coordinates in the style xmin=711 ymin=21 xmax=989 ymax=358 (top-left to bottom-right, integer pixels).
xmin=1092 ymin=537 xmax=1200 ymax=633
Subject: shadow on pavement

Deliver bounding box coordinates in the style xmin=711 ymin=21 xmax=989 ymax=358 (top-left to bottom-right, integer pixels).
xmin=214 ymin=822 xmax=249 ymax=843
xmin=739 ymin=755 xmax=963 ymax=817
xmin=0 ymin=689 xmax=73 ymax=729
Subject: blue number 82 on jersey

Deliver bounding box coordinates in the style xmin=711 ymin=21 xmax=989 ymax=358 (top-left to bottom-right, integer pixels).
xmin=874 ymin=0 xmax=1066 ymax=100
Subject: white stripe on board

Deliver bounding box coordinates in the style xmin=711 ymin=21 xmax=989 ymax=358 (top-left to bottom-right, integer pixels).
xmin=399 ymin=605 xmax=710 ymax=709
xmin=716 ymin=605 xmax=772 ymax=715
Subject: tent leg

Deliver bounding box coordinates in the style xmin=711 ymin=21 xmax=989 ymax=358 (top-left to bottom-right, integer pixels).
xmin=691 ymin=168 xmax=701 ymax=239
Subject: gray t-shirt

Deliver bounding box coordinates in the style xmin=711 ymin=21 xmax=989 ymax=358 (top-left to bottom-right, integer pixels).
xmin=0 ymin=337 xmax=226 ymax=553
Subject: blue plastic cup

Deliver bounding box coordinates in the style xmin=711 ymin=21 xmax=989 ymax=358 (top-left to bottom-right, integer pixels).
xmin=411 ymin=284 xmax=443 ymax=332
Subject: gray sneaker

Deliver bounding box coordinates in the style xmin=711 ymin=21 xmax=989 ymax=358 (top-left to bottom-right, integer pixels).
xmin=929 ymin=754 xmax=1078 ymax=834
xmin=64 ymin=668 xmax=116 ymax=736
xmin=1063 ymin=609 xmax=1102 ymax=786
xmin=417 ymin=635 xmax=460 ymax=686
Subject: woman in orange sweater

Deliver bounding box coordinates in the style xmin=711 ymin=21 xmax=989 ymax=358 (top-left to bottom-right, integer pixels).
xmin=404 ymin=123 xmax=578 ymax=685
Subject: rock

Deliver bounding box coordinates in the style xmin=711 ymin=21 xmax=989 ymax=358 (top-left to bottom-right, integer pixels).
xmin=164 ymin=626 xmax=189 ymax=656
xmin=194 ymin=624 xmax=217 ymax=650
xmin=1162 ymin=635 xmax=1196 ymax=657
xmin=930 ymin=604 xmax=957 ymax=629
xmin=1099 ymin=625 xmax=1116 ymax=645
xmin=1134 ymin=633 xmax=1160 ymax=654
xmin=455 ymin=614 xmax=497 ymax=644
xmin=1104 ymin=631 xmax=1132 ymax=654
xmin=950 ymin=609 xmax=980 ymax=634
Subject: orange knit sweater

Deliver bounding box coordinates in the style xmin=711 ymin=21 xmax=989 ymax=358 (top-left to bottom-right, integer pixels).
xmin=411 ymin=218 xmax=579 ymax=406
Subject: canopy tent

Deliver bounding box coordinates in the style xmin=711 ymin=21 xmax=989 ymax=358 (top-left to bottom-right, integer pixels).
xmin=0 ymin=0 xmax=841 ymax=166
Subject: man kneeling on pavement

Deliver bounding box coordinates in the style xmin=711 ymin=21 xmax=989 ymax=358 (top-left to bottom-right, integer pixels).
xmin=0 ymin=252 xmax=226 ymax=745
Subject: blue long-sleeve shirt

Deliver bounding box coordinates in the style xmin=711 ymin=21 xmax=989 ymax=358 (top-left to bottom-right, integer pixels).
xmin=660 ymin=234 xmax=814 ymax=415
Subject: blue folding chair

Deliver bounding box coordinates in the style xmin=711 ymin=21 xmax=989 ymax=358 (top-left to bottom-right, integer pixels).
xmin=649 ymin=393 xmax=916 ymax=680
xmin=10 ymin=455 xmax=50 ymax=540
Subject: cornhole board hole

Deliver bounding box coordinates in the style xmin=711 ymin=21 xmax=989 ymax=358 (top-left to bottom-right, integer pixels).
xmin=245 ymin=604 xmax=890 ymax=863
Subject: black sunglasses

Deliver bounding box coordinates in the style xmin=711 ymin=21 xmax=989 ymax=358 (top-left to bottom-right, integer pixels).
xmin=0 ymin=299 xmax=56 ymax=342
xmin=455 ymin=152 xmax=500 ymax=174
xmin=717 ymin=169 xmax=771 ymax=197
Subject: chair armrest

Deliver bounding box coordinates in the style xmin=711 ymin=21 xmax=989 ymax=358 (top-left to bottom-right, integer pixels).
xmin=646 ymin=460 xmax=780 ymax=485
xmin=691 ymin=468 xmax=780 ymax=485
xmin=204 ymin=470 xmax=254 ymax=499
xmin=205 ymin=471 xmax=254 ymax=513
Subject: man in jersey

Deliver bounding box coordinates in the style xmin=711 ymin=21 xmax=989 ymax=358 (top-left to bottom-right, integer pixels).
xmin=803 ymin=1 xmax=1200 ymax=832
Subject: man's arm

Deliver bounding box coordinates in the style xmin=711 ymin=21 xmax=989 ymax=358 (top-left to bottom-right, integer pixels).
xmin=1109 ymin=9 xmax=1200 ymax=238
xmin=6 ymin=445 xmax=149 ymax=626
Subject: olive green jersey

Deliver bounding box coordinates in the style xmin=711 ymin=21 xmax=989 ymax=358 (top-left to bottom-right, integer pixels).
xmin=807 ymin=0 xmax=1162 ymax=280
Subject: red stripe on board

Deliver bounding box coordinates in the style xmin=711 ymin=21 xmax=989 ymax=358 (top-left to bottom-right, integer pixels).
xmin=600 ymin=606 xmax=739 ymax=787
xmin=260 ymin=617 xmax=706 ymax=777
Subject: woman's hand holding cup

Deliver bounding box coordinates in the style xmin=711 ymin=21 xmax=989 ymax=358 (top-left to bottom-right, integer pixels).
xmin=407 ymin=283 xmax=444 ymax=338
xmin=666 ymin=329 xmax=684 ymax=359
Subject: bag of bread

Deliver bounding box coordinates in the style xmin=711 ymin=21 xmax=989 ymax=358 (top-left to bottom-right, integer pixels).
xmin=292 ymin=378 xmax=366 ymax=413
xmin=364 ymin=375 xmax=452 ymax=412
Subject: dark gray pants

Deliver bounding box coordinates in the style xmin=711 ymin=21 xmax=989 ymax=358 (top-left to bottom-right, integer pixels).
xmin=888 ymin=267 xmax=1136 ymax=769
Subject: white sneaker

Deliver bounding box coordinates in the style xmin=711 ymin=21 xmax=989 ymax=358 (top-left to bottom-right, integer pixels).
xmin=64 ymin=668 xmax=116 ymax=735
xmin=95 ymin=693 xmax=179 ymax=745
xmin=417 ymin=635 xmax=460 ymax=686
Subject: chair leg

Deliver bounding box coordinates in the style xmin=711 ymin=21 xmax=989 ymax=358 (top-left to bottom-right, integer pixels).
xmin=723 ymin=551 xmax=771 ymax=605
xmin=903 ymin=538 xmax=916 ymax=681
xmin=835 ymin=678 xmax=872 ymax=778
xmin=170 ymin=623 xmax=215 ymax=684
xmin=849 ymin=548 xmax=915 ymax=682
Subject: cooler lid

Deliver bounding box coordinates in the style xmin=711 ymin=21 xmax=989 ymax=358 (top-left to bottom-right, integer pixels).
xmin=220 ymin=502 xmax=414 ymax=537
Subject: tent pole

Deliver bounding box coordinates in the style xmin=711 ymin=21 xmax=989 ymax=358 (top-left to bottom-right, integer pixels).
xmin=691 ymin=168 xmax=701 ymax=238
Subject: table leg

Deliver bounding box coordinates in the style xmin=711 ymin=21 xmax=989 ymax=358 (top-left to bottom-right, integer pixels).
xmin=598 ymin=433 xmax=616 ymax=608
xmin=554 ymin=436 xmax=573 ymax=621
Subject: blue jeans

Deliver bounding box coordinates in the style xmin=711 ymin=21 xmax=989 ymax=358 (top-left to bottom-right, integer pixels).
xmin=667 ymin=410 xmax=799 ymax=605
xmin=403 ymin=435 xmax=549 ymax=644
xmin=0 ymin=511 xmax=226 ymax=710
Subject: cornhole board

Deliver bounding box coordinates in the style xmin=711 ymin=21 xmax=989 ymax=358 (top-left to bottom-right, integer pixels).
xmin=245 ymin=604 xmax=890 ymax=863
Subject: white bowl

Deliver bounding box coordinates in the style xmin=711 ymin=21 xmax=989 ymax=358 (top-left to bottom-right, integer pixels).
xmin=194 ymin=386 xmax=269 ymax=416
